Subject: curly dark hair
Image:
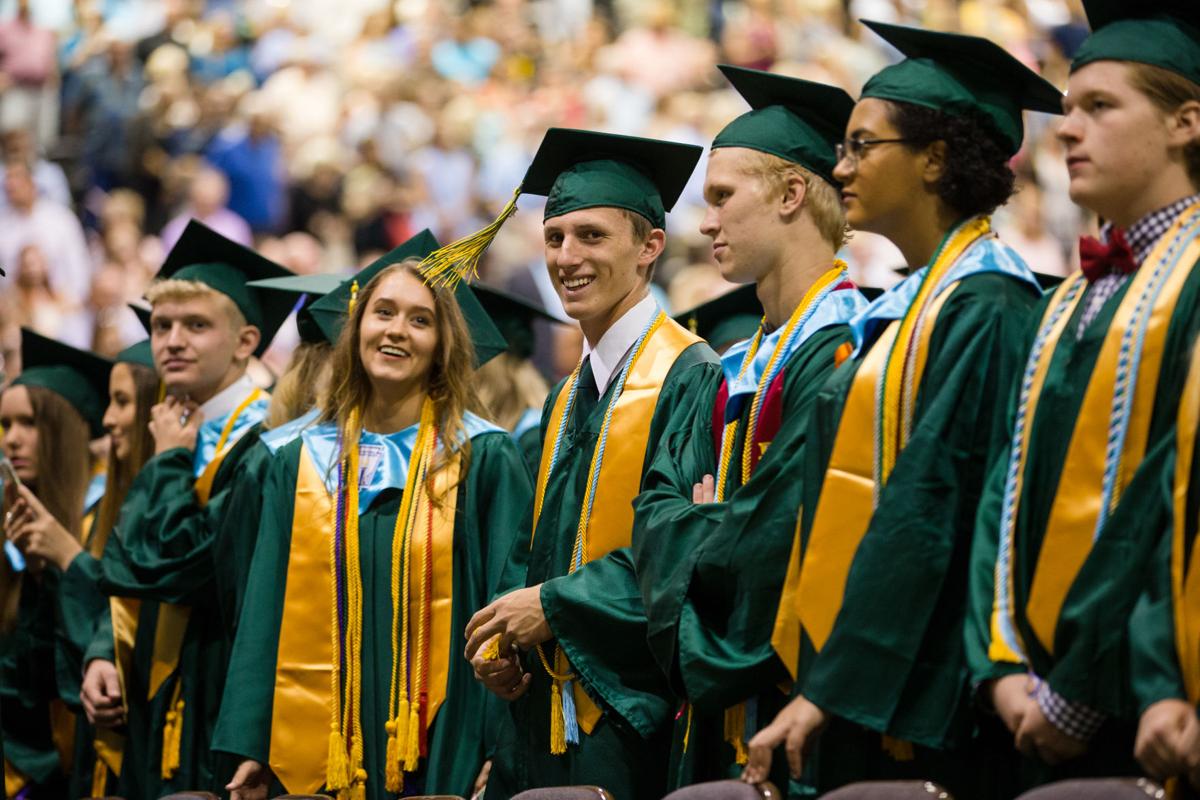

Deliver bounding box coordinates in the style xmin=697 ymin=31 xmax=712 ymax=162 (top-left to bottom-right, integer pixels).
xmin=887 ymin=101 xmax=1017 ymax=218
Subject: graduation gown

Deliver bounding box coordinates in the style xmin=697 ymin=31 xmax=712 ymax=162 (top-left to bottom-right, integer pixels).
xmin=966 ymin=204 xmax=1200 ymax=787
xmin=631 ymin=274 xmax=865 ymax=790
xmin=212 ymin=416 xmax=532 ymax=799
xmin=487 ymin=324 xmax=718 ymax=800
xmin=89 ymin=389 xmax=270 ymax=799
xmin=784 ymin=225 xmax=1041 ymax=796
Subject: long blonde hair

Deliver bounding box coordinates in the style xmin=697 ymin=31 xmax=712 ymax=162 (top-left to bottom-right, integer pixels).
xmin=476 ymin=352 xmax=549 ymax=431
xmin=267 ymin=341 xmax=332 ymax=429
xmin=320 ymin=260 xmax=481 ymax=496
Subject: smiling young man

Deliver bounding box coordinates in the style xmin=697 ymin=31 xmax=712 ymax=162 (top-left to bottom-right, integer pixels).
xmin=965 ymin=1 xmax=1200 ymax=791
xmin=76 ymin=220 xmax=293 ymax=800
xmin=456 ymin=129 xmax=718 ymax=799
xmin=626 ymin=67 xmax=868 ymax=791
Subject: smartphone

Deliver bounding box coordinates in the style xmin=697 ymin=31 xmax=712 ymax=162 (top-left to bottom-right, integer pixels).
xmin=0 ymin=455 xmax=25 ymax=573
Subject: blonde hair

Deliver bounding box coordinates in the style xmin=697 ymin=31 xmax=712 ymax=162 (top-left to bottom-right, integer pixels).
xmin=320 ymin=260 xmax=481 ymax=498
xmin=145 ymin=278 xmax=248 ymax=329
xmin=476 ymin=352 xmax=550 ymax=430
xmin=1127 ymin=62 xmax=1200 ymax=190
xmin=267 ymin=341 xmax=332 ymax=429
xmin=738 ymin=149 xmax=849 ymax=250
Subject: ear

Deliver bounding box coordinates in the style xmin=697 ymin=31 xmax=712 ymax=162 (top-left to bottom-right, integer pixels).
xmin=637 ymin=228 xmax=667 ymax=275
xmin=922 ymin=140 xmax=948 ymax=186
xmin=779 ymin=171 xmax=808 ymax=219
xmin=1167 ymin=99 xmax=1200 ymax=150
xmin=234 ymin=325 xmax=261 ymax=362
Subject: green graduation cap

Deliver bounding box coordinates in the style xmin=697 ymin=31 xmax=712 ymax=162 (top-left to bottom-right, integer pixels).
xmin=713 ymin=65 xmax=855 ymax=186
xmin=248 ymin=273 xmax=344 ymax=346
xmin=308 ymin=230 xmax=509 ymax=367
xmin=673 ymin=284 xmax=763 ymax=353
xmin=473 ymin=283 xmax=567 ymax=360
xmin=418 ymin=129 xmax=703 ymax=290
xmin=153 ymin=220 xmax=295 ymax=356
xmin=1073 ymin=1 xmax=1200 ymax=85
xmin=13 ymin=328 xmax=112 ymax=437
xmin=860 ymin=20 xmax=1064 ymax=156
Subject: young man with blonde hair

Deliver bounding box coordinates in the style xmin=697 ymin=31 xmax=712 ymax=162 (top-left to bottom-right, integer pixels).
xmin=77 ymin=221 xmax=292 ymax=799
xmin=629 ymin=66 xmax=867 ymax=790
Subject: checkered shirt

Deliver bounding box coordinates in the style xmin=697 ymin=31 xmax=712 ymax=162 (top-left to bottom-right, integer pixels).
xmin=1033 ymin=677 xmax=1107 ymax=742
xmin=1076 ymin=194 xmax=1200 ymax=338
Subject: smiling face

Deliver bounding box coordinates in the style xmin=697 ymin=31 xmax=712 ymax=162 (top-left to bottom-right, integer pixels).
xmin=1060 ymin=61 xmax=1194 ymax=226
xmin=832 ymin=98 xmax=930 ymax=238
xmin=150 ymin=291 xmax=257 ymax=399
xmin=0 ymin=385 xmax=38 ymax=483
xmin=357 ymin=269 xmax=439 ymax=395
xmin=543 ymin=206 xmax=663 ymax=340
xmin=103 ymin=362 xmax=138 ymax=462
xmin=700 ymin=147 xmax=782 ymax=284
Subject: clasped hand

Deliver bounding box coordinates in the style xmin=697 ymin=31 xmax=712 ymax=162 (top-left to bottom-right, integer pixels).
xmin=464 ymin=585 xmax=553 ymax=701
xmin=149 ymin=395 xmax=203 ymax=455
xmin=6 ymin=483 xmax=81 ymax=572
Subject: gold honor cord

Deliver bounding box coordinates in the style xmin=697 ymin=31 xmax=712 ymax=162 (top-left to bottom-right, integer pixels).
xmin=1172 ymin=339 xmax=1200 ymax=705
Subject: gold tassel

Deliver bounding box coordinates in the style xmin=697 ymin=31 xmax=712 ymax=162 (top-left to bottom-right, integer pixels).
xmin=724 ymin=702 xmax=749 ymax=766
xmin=384 ymin=719 xmax=401 ymax=792
xmin=348 ymin=279 xmax=359 ymax=313
xmin=160 ymin=696 xmax=185 ymax=779
xmin=418 ymin=186 xmax=522 ymax=289
xmin=91 ymin=751 xmax=108 ymax=796
xmin=481 ymin=636 xmax=501 ymax=661
xmin=404 ymin=701 xmax=421 ymax=771
xmin=326 ymin=727 xmax=349 ymax=790
xmin=682 ymin=704 xmax=693 ymax=754
xmin=550 ymin=679 xmax=567 ymax=755
xmin=881 ymin=735 xmax=914 ymax=762
xmin=348 ymin=769 xmax=367 ymax=800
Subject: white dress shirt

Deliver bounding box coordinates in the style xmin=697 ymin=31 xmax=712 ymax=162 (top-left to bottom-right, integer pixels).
xmin=580 ymin=292 xmax=659 ymax=397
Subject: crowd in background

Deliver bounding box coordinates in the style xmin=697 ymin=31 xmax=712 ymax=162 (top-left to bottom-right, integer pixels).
xmin=0 ymin=0 xmax=1088 ymax=382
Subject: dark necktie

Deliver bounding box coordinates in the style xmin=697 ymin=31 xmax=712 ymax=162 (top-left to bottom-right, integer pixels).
xmin=1080 ymin=227 xmax=1138 ymax=283
xmin=572 ymin=356 xmax=598 ymax=425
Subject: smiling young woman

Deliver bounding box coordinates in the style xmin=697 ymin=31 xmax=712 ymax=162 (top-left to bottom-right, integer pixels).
xmin=213 ymin=243 xmax=531 ymax=800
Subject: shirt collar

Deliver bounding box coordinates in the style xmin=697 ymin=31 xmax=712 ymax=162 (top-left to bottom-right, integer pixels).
xmin=581 ymin=292 xmax=659 ymax=397
xmin=199 ymin=373 xmax=258 ymax=421
xmin=1102 ymin=193 xmax=1200 ymax=264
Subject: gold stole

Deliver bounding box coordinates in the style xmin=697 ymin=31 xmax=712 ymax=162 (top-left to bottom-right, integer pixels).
xmin=268 ymin=443 xmax=458 ymax=794
xmin=1173 ymin=339 xmax=1200 ymax=704
xmin=778 ymin=219 xmax=990 ymax=674
xmin=1021 ymin=207 xmax=1200 ymax=655
xmin=107 ymin=388 xmax=264 ymax=781
xmin=531 ymin=316 xmax=701 ymax=735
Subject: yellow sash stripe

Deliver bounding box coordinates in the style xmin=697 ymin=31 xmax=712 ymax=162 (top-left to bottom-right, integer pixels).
xmin=268 ymin=439 xmax=458 ymax=794
xmin=792 ymin=218 xmax=992 ymax=655
xmin=1026 ymin=208 xmax=1200 ymax=653
xmin=531 ymin=316 xmax=701 ymax=735
xmin=1172 ymin=339 xmax=1200 ymax=704
xmin=987 ymin=277 xmax=1086 ymax=664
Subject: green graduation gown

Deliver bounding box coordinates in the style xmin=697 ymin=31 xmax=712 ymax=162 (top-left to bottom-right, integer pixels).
xmin=486 ymin=335 xmax=718 ymax=800
xmin=212 ymin=417 xmax=532 ymax=799
xmin=794 ymin=263 xmax=1040 ymax=796
xmin=966 ymin=230 xmax=1200 ymax=789
xmin=632 ymin=276 xmax=866 ymax=790
xmin=91 ymin=390 xmax=270 ymax=799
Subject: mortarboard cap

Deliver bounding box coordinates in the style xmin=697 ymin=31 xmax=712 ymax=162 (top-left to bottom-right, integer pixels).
xmin=308 ymin=230 xmax=509 ymax=367
xmin=1072 ymin=1 xmax=1200 ymax=85
xmin=248 ymin=273 xmax=344 ymax=346
xmin=13 ymin=329 xmax=112 ymax=436
xmin=417 ymin=129 xmax=702 ymax=291
xmin=713 ymin=66 xmax=855 ymax=186
xmin=860 ymin=20 xmax=1064 ymax=156
xmin=153 ymin=220 xmax=294 ymax=355
xmin=673 ymin=284 xmax=763 ymax=352
xmin=472 ymin=283 xmax=567 ymax=360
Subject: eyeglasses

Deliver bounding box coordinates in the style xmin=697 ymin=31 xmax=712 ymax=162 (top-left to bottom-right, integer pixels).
xmin=835 ymin=137 xmax=913 ymax=166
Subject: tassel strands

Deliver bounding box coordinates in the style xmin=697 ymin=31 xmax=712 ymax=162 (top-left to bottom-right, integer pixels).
xmin=418 ymin=186 xmax=522 ymax=289
xmin=724 ymin=703 xmax=749 ymax=766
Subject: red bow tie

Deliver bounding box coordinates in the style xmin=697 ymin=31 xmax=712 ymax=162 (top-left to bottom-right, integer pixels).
xmin=1080 ymin=228 xmax=1138 ymax=283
